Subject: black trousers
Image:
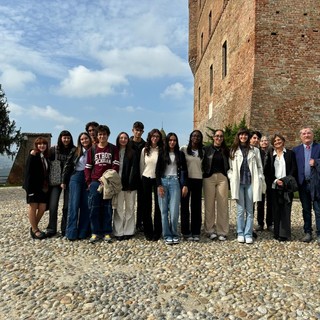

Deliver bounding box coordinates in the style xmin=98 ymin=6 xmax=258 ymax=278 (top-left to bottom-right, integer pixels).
xmin=180 ymin=178 xmax=203 ymax=236
xmin=141 ymin=176 xmax=162 ymax=239
xmin=272 ymin=189 xmax=292 ymax=239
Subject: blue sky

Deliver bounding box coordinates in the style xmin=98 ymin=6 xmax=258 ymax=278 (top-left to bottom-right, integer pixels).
xmin=0 ymin=0 xmax=194 ymax=147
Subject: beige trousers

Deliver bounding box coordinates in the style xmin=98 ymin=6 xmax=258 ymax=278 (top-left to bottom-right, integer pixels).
xmin=203 ymin=173 xmax=229 ymax=236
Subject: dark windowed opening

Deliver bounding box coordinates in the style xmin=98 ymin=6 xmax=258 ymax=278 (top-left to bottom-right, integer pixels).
xmin=210 ymin=65 xmax=213 ymax=95
xmin=198 ymin=87 xmax=201 ymax=110
xmin=201 ymin=33 xmax=204 ymax=54
xmin=209 ymin=11 xmax=212 ymax=35
xmin=222 ymin=41 xmax=227 ymax=78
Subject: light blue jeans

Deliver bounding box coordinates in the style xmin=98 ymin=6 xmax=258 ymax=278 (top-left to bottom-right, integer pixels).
xmin=236 ymin=184 xmax=253 ymax=238
xmin=158 ymin=176 xmax=181 ymax=240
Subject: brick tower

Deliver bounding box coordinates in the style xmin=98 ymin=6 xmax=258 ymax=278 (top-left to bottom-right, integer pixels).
xmin=189 ymin=0 xmax=320 ymax=146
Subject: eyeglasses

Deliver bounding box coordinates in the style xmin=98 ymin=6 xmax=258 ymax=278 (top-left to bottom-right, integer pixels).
xmin=152 ymin=135 xmax=160 ymax=139
xmin=214 ymin=135 xmax=224 ymax=138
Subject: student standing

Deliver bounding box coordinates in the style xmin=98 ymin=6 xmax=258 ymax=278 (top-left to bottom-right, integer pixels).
xmin=156 ymin=133 xmax=188 ymax=244
xmin=46 ymin=130 xmax=75 ymax=237
xmin=114 ymin=132 xmax=139 ymax=240
xmin=23 ymin=137 xmax=50 ymax=240
xmin=85 ymin=125 xmax=120 ymax=243
xmin=228 ymin=128 xmax=264 ymax=244
xmin=203 ymin=129 xmax=230 ymax=241
xmin=62 ymin=132 xmax=92 ymax=240
xmin=180 ymin=130 xmax=204 ymax=241
xmin=140 ymin=129 xmax=163 ymax=241
xmin=128 ymin=121 xmax=146 ymax=232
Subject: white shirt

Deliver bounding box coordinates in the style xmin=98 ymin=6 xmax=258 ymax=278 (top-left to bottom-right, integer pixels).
xmin=272 ymin=148 xmax=287 ymax=188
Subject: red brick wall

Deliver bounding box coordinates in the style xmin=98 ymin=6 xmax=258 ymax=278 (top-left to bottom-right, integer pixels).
xmin=190 ymin=0 xmax=320 ymax=146
xmin=251 ymin=0 xmax=320 ymax=146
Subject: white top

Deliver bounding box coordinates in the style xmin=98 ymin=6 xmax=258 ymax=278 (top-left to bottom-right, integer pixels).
xmin=273 ymin=148 xmax=287 ymax=188
xmin=180 ymin=145 xmax=203 ymax=179
xmin=140 ymin=147 xmax=159 ymax=178
xmin=164 ymin=152 xmax=177 ymax=176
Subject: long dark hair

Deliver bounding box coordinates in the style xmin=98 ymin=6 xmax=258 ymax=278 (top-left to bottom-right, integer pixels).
xmin=57 ymin=130 xmax=75 ymax=152
xmin=76 ymin=132 xmax=92 ymax=157
xmin=163 ymin=132 xmax=181 ymax=166
xmin=144 ymin=129 xmax=163 ymax=156
xmin=116 ymin=132 xmax=134 ymax=160
xmin=187 ymin=130 xmax=204 ymax=159
xmin=230 ymin=128 xmax=251 ymax=159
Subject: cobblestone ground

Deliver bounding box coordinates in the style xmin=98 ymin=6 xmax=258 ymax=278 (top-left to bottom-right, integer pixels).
xmin=0 ymin=187 xmax=319 ymax=320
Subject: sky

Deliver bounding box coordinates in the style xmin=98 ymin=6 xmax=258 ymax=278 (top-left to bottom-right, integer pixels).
xmin=0 ymin=0 xmax=194 ymax=148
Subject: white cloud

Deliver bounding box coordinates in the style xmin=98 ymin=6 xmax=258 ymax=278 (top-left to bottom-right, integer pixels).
xmin=115 ymin=105 xmax=143 ymax=113
xmin=161 ymin=82 xmax=189 ymax=100
xmin=29 ymin=105 xmax=76 ymax=123
xmin=98 ymin=46 xmax=190 ymax=79
xmin=8 ymin=103 xmax=25 ymax=116
xmin=0 ymin=67 xmax=36 ymax=90
xmin=56 ymin=65 xmax=128 ymax=97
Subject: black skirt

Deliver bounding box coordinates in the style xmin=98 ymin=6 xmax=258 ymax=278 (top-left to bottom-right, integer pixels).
xmin=26 ymin=190 xmax=49 ymax=204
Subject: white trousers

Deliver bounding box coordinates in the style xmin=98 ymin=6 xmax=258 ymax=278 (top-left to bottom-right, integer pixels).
xmin=113 ymin=190 xmax=137 ymax=236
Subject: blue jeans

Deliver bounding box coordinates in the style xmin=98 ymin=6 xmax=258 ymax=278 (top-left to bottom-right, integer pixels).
xmin=299 ymin=182 xmax=320 ymax=236
xmin=158 ymin=176 xmax=181 ymax=240
xmin=88 ymin=181 xmax=112 ymax=236
xmin=236 ymin=184 xmax=253 ymax=237
xmin=66 ymin=171 xmax=90 ymax=240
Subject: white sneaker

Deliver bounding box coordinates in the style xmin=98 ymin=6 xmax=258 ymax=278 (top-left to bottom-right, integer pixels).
xmin=193 ymin=236 xmax=200 ymax=242
xmin=218 ymin=235 xmax=227 ymax=241
xmin=245 ymin=237 xmax=253 ymax=244
xmin=209 ymin=233 xmax=217 ymax=240
xmin=237 ymin=235 xmax=245 ymax=243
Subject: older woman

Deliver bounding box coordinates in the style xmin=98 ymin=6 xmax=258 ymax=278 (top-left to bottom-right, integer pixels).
xmin=264 ymin=134 xmax=297 ymax=241
xmin=228 ymin=128 xmax=264 ymax=244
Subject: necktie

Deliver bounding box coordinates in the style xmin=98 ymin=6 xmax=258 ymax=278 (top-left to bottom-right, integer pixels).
xmin=306 ymin=145 xmax=310 ymax=150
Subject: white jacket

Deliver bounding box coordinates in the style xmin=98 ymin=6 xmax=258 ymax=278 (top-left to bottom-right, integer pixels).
xmin=227 ymin=146 xmax=265 ymax=202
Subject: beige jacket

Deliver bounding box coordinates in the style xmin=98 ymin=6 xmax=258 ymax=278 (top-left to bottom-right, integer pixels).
xmin=97 ymin=169 xmax=122 ymax=208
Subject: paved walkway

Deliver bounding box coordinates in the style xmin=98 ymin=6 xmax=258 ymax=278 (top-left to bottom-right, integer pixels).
xmin=0 ymin=187 xmax=319 ymax=319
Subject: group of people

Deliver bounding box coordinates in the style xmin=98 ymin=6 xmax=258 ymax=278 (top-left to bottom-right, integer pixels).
xmin=23 ymin=122 xmax=320 ymax=246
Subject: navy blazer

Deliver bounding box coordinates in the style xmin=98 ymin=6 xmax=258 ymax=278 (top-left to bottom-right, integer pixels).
xmin=292 ymin=142 xmax=320 ymax=185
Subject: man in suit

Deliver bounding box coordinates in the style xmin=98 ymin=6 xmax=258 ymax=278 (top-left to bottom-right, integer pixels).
xmin=293 ymin=127 xmax=320 ymax=244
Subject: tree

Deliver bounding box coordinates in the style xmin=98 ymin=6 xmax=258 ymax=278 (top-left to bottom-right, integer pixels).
xmin=0 ymin=84 xmax=22 ymax=157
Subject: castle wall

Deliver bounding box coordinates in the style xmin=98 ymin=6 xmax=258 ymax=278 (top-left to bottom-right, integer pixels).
xmin=251 ymin=0 xmax=320 ymax=146
xmin=192 ymin=0 xmax=256 ymax=138
xmin=190 ymin=0 xmax=320 ymax=146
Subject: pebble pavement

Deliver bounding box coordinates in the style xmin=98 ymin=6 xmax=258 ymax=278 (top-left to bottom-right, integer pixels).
xmin=0 ymin=187 xmax=319 ymax=320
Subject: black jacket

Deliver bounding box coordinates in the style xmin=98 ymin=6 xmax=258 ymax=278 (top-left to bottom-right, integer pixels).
xmin=121 ymin=149 xmax=140 ymax=191
xmin=155 ymin=151 xmax=188 ymax=187
xmin=202 ymin=145 xmax=229 ymax=178
xmin=264 ymin=148 xmax=297 ymax=190
xmin=23 ymin=152 xmax=49 ymax=194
